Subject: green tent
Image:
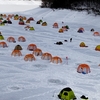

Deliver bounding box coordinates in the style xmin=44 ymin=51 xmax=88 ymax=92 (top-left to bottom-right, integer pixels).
xmin=58 ymin=87 xmax=76 ymax=100
xmin=0 ymin=34 xmax=4 ymax=40
xmin=65 ymin=25 xmax=69 ymax=29
xmin=0 ymin=23 xmax=5 ymax=26
xmin=39 ymin=19 xmax=43 ymax=23
xmin=2 ymin=20 xmax=8 ymax=23
xmin=0 ymin=17 xmax=3 ymax=20
xmin=95 ymin=45 xmax=100 ymax=51
xmin=29 ymin=27 xmax=35 ymax=31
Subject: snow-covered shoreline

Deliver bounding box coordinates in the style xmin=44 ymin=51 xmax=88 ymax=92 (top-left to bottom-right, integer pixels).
xmin=0 ymin=5 xmax=41 ymax=13
xmin=0 ymin=0 xmax=41 ymax=12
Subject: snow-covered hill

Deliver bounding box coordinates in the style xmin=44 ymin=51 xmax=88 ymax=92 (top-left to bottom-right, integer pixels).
xmin=0 ymin=0 xmax=41 ymax=5
xmin=0 ymin=0 xmax=41 ymax=12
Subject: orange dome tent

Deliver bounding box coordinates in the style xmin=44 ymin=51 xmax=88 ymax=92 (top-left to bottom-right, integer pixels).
xmin=11 ymin=50 xmax=22 ymax=56
xmin=18 ymin=36 xmax=26 ymax=42
xmin=0 ymin=42 xmax=8 ymax=48
xmin=7 ymin=36 xmax=16 ymax=42
xmin=51 ymin=56 xmax=62 ymax=64
xmin=53 ymin=22 xmax=59 ymax=28
xmin=93 ymin=32 xmax=100 ymax=36
xmin=24 ymin=54 xmax=36 ymax=61
xmin=27 ymin=44 xmax=37 ymax=51
xmin=77 ymin=64 xmax=91 ymax=74
xmin=41 ymin=52 xmax=52 ymax=60
xmin=33 ymin=48 xmax=43 ymax=56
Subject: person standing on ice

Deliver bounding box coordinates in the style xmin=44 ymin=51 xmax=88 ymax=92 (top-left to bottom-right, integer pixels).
xmin=70 ymin=38 xmax=72 ymax=42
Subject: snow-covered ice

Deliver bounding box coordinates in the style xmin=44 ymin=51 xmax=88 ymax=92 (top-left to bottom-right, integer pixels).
xmin=0 ymin=0 xmax=100 ymax=100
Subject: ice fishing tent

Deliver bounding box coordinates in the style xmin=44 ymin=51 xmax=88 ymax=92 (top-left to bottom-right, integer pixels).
xmin=7 ymin=20 xmax=12 ymax=24
xmin=26 ymin=20 xmax=30 ymax=23
xmin=29 ymin=27 xmax=35 ymax=31
xmin=0 ymin=34 xmax=4 ymax=40
xmin=24 ymin=25 xmax=30 ymax=29
xmin=36 ymin=20 xmax=41 ymax=24
xmin=27 ymin=17 xmax=34 ymax=21
xmin=14 ymin=45 xmax=22 ymax=50
xmin=95 ymin=45 xmax=100 ymax=51
xmin=2 ymin=20 xmax=8 ymax=24
xmin=53 ymin=22 xmax=59 ymax=28
xmin=7 ymin=36 xmax=15 ymax=42
xmin=11 ymin=50 xmax=22 ymax=56
xmin=0 ymin=17 xmax=3 ymax=20
xmin=19 ymin=20 xmax=25 ymax=25
xmin=42 ymin=22 xmax=47 ymax=26
xmin=27 ymin=44 xmax=37 ymax=51
xmin=41 ymin=52 xmax=52 ymax=60
xmin=93 ymin=32 xmax=100 ymax=36
xmin=0 ymin=22 xmax=5 ymax=26
xmin=77 ymin=64 xmax=91 ymax=74
xmin=8 ymin=14 xmax=13 ymax=18
xmin=36 ymin=19 xmax=43 ymax=24
xmin=6 ymin=17 xmax=10 ymax=21
xmin=3 ymin=14 xmax=7 ymax=18
xmin=58 ymin=87 xmax=76 ymax=100
xmin=62 ymin=25 xmax=69 ymax=29
xmin=24 ymin=54 xmax=36 ymax=61
xmin=79 ymin=42 xmax=88 ymax=47
xmin=0 ymin=42 xmax=8 ymax=48
xmin=0 ymin=20 xmax=2 ymax=23
xmin=51 ymin=56 xmax=62 ymax=64
xmin=62 ymin=27 xmax=68 ymax=31
xmin=14 ymin=14 xmax=19 ymax=20
xmin=21 ymin=16 xmax=26 ymax=20
xmin=59 ymin=28 xmax=64 ymax=33
xmin=18 ymin=36 xmax=26 ymax=42
xmin=90 ymin=28 xmax=94 ymax=32
xmin=33 ymin=48 xmax=43 ymax=56
xmin=18 ymin=16 xmax=21 ymax=19
xmin=77 ymin=27 xmax=84 ymax=33
xmin=65 ymin=25 xmax=69 ymax=29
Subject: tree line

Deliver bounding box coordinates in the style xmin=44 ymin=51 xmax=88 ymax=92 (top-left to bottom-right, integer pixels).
xmin=41 ymin=0 xmax=100 ymax=15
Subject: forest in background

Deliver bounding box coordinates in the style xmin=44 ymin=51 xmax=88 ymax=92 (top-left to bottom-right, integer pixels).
xmin=41 ymin=0 xmax=100 ymax=15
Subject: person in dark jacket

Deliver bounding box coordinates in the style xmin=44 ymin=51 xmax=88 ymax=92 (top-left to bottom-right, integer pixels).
xmin=70 ymin=38 xmax=72 ymax=42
